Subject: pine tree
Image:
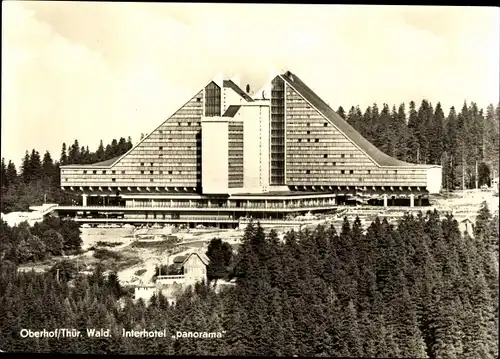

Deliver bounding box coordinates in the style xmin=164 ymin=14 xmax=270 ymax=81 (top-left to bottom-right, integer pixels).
xmin=407 ymin=101 xmax=420 ymax=163
xmin=429 ymin=102 xmax=445 ymax=165
xmin=1 ymin=158 xmax=6 ymax=189
xmin=393 ymin=103 xmax=410 ymax=160
xmin=377 ymin=104 xmax=392 ymax=154
xmin=42 ymin=151 xmax=55 ymax=181
xmin=5 ymin=160 xmax=18 ymax=188
xmin=21 ymin=151 xmax=31 ymax=183
xmin=444 ymin=106 xmax=459 ymax=189
xmin=68 ymin=140 xmax=80 ymax=164
xmin=60 ymin=143 xmax=68 ymax=166
xmin=415 ymin=99 xmax=433 ymax=164
xmin=337 ymin=106 xmax=346 ymax=120
xmin=96 ymin=140 xmax=105 ymax=162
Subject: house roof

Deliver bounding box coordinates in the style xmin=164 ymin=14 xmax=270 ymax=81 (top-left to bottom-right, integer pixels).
xmin=181 ymin=252 xmax=210 ymax=267
xmin=173 ymin=255 xmax=187 ymax=263
xmin=223 ymin=80 xmax=254 ymax=102
xmin=223 ymin=105 xmax=241 ymax=117
xmin=279 ymin=71 xmax=425 ymax=168
xmin=62 ymin=155 xmax=121 ymax=168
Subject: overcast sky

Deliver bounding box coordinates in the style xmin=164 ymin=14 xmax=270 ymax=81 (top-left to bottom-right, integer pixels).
xmin=2 ymin=2 xmax=499 ymax=167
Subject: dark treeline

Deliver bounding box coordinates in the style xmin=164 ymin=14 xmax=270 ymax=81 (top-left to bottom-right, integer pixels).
xmin=0 ymin=137 xmax=133 ymax=213
xmin=0 ymin=216 xmax=83 ymax=264
xmin=340 ymin=101 xmax=500 ymax=189
xmin=1 ymin=203 xmax=498 ymax=357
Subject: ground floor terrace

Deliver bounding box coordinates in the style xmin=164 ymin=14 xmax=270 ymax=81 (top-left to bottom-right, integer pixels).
xmin=55 ymin=187 xmax=430 ymax=226
xmin=67 ymin=186 xmax=430 ymax=208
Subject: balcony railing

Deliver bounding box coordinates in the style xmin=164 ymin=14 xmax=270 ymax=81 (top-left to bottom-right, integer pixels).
xmin=157 ymin=275 xmax=185 ymax=280
xmin=62 ymin=201 xmax=337 ymax=211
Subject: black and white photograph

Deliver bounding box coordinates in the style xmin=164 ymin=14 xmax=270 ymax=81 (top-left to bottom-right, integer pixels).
xmin=1 ymin=2 xmax=499 ymax=357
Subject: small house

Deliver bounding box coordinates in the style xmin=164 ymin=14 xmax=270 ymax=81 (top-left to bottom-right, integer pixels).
xmin=459 ymin=217 xmax=475 ymax=237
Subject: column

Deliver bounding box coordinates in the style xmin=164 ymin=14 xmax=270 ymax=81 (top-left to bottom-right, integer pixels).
xmin=265 ymin=200 xmax=268 ymax=209
xmin=82 ymin=194 xmax=87 ymax=206
xmin=152 ymin=199 xmax=155 ymax=208
xmin=283 ymin=200 xmax=286 ymax=208
xmin=383 ymin=194 xmax=388 ymax=208
xmin=409 ymin=194 xmax=415 ymax=208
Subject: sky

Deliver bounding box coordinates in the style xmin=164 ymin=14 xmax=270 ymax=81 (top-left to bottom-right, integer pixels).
xmin=2 ymin=2 xmax=499 ymax=167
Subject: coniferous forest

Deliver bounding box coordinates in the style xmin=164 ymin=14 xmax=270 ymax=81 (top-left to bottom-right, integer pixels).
xmin=1 ymin=137 xmax=133 ymax=213
xmin=0 ymin=206 xmax=498 ymax=357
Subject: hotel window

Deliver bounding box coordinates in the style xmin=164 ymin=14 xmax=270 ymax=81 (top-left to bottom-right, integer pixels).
xmin=159 ymin=146 xmax=163 ymax=150
xmin=150 ymin=162 xmax=153 ymax=166
xmin=307 ymin=131 xmax=310 ymax=135
xmin=112 ymin=178 xmax=116 ymax=182
xmin=307 ymin=139 xmax=311 ymax=142
xmin=178 ymin=122 xmax=181 ymax=126
xmin=394 ymin=170 xmax=398 ymax=174
xmin=341 ymin=154 xmax=345 ymax=158
xmin=159 ymin=130 xmax=163 ymax=134
xmin=168 ymin=171 xmax=173 ymax=174
xmin=150 ymin=179 xmax=154 ymax=182
xmin=350 ymin=154 xmax=354 ymax=158
xmin=140 ymin=170 xmax=144 ymax=174
xmin=341 ymin=170 xmax=345 ymax=174
xmin=65 ymin=178 xmax=68 ymax=182
xmin=349 ymin=170 xmax=354 ymax=174
xmin=93 ymin=170 xmax=97 ymax=174
xmin=150 ymin=170 xmax=154 ymax=174
xmin=188 ymin=122 xmax=192 ymax=126
xmin=83 ymin=170 xmax=87 ymax=174
xmin=196 ymin=98 xmax=201 ymax=102
xmin=324 ymin=154 xmax=328 ymax=158
xmin=159 ymin=170 xmax=163 ymax=174
xmin=102 ymin=170 xmax=106 ymax=174
xmin=333 ymin=162 xmax=336 ymax=166
xmin=307 ymin=123 xmax=310 ymax=127
xmin=315 ymin=139 xmax=319 ymax=143
xmin=141 ymin=163 xmax=144 ymax=166
xmin=298 ymin=139 xmax=302 ymax=143
xmin=306 ymin=170 xmax=311 ymax=174
xmin=122 ymin=171 xmax=126 ymax=174
xmin=324 ymin=123 xmax=328 ymax=127
xmin=367 ymin=170 xmax=371 ymax=174
xmin=112 ymin=170 xmax=116 ymax=174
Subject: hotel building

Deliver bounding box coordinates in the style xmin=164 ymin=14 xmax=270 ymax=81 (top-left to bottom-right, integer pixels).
xmin=58 ymin=70 xmax=442 ymax=226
